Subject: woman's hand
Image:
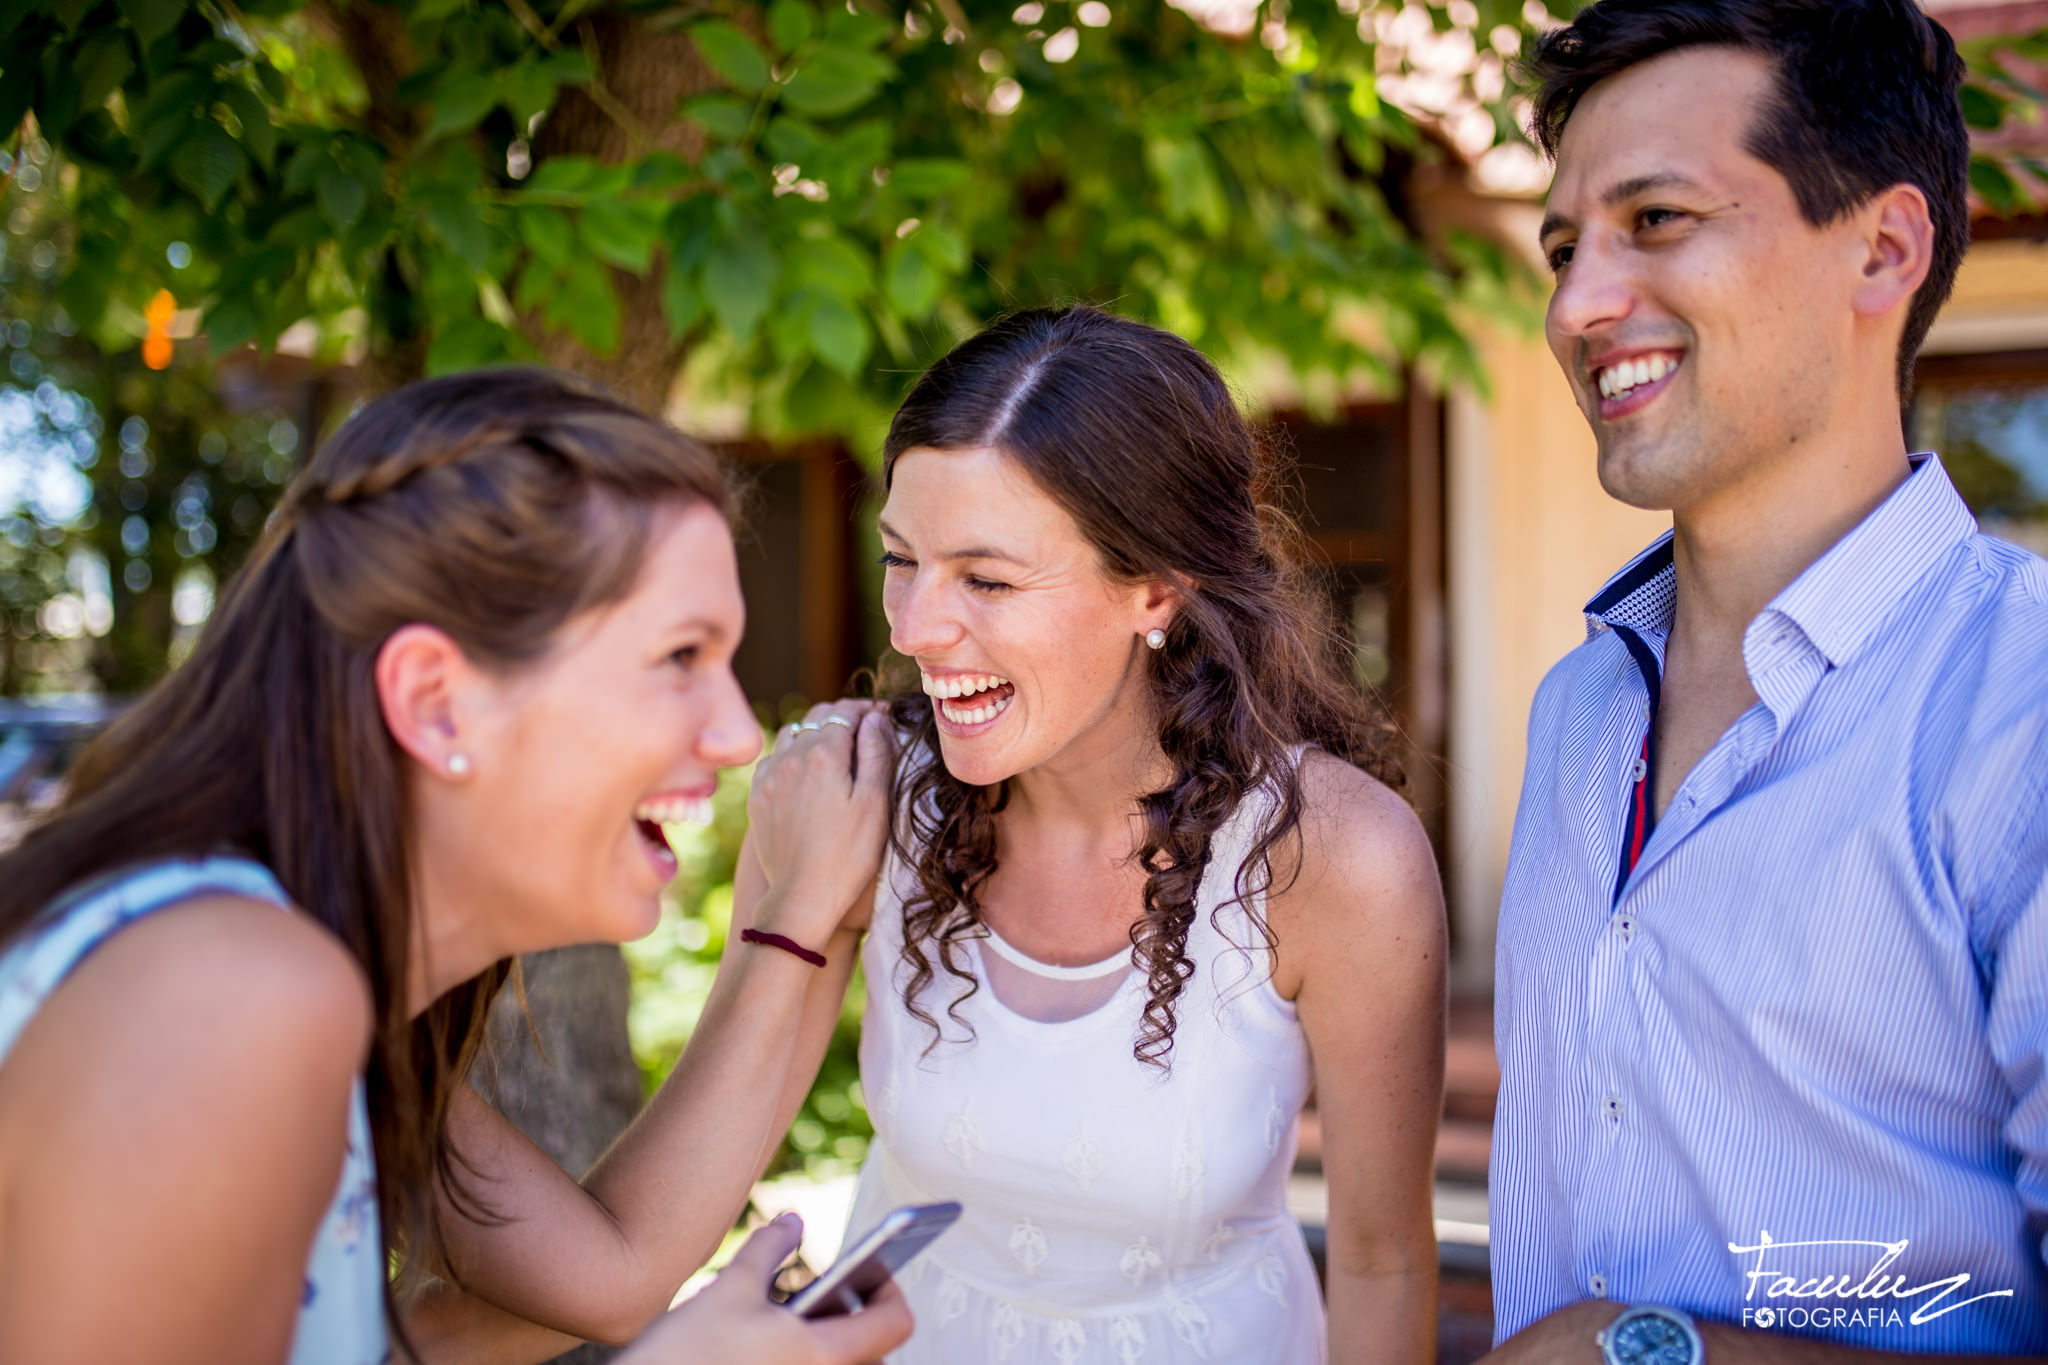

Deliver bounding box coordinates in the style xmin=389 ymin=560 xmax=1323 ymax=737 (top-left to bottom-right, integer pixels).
xmin=746 ymin=700 xmax=894 ymax=945
xmin=617 ymin=1216 xmax=913 ymax=1365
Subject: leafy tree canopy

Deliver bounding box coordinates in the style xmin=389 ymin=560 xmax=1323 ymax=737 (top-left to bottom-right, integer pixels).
xmin=3 ymin=0 xmax=1542 ymax=428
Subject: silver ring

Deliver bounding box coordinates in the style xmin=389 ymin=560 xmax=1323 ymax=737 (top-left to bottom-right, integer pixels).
xmin=798 ymin=720 xmax=823 ymax=732
xmin=821 ymin=715 xmax=855 ymax=730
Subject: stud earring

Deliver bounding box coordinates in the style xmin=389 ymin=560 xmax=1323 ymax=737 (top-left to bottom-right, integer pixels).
xmin=446 ymin=753 xmax=471 ymax=776
xmin=1145 ymin=628 xmax=1166 ymax=650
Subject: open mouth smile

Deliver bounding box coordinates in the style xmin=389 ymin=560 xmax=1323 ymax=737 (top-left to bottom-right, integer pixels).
xmin=631 ymin=792 xmax=715 ymax=878
xmin=1593 ymin=350 xmax=1683 ymax=419
xmin=920 ymin=670 xmax=1016 ymax=733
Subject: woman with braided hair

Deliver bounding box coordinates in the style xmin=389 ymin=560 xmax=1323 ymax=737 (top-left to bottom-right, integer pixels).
xmin=0 ymin=369 xmax=909 ymax=1364
xmin=747 ymin=307 xmax=1446 ymax=1364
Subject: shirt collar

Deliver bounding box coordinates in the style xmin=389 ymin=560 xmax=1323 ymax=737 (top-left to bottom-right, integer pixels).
xmin=1582 ymin=453 xmax=1978 ymax=665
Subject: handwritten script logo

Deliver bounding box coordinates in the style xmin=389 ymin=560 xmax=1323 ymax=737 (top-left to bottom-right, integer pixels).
xmin=1729 ymin=1232 xmax=2014 ymax=1331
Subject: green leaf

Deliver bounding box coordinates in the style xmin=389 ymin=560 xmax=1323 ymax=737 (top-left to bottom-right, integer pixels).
xmin=426 ymin=316 xmax=509 ymax=375
xmin=524 ymin=154 xmax=600 ymax=196
xmin=413 ymin=0 xmax=468 ymax=20
xmin=519 ymin=205 xmax=574 ymax=267
xmin=51 ymin=0 xmax=95 ymax=30
xmin=889 ymin=157 xmax=968 ymax=197
xmin=203 ymin=295 xmax=258 ymax=353
xmin=0 ymin=50 xmax=34 ymax=138
xmin=424 ymin=70 xmax=498 ymax=142
xmin=767 ymin=0 xmax=813 ymax=54
xmin=1961 ymin=84 xmax=2006 ymax=131
xmin=804 ymin=292 xmax=869 ymax=377
xmin=114 ymin=0 xmax=183 ymax=45
xmin=169 ymin=121 xmax=244 ymax=208
xmin=667 ymin=194 xmax=717 ymax=273
xmin=823 ymin=7 xmax=892 ymax=49
xmin=661 ymin=260 xmax=704 ymax=337
xmin=423 ymin=191 xmax=489 ymax=271
xmin=513 ymin=256 xmax=559 ymax=312
xmin=254 ymin=59 xmax=286 ymax=103
xmin=703 ymin=232 xmax=779 ymax=341
xmin=317 ymin=163 xmax=367 ymax=229
xmin=633 ymin=151 xmax=693 ymax=190
xmin=763 ymin=115 xmax=826 ymax=164
xmin=1144 ymin=136 xmax=1228 ymax=237
xmin=691 ymin=21 xmax=771 ymax=94
xmin=73 ymin=30 xmax=134 ymax=113
xmin=787 ymin=233 xmax=872 ymax=298
xmin=683 ymin=94 xmax=753 ymax=141
xmin=912 ymin=221 xmax=967 ymax=272
xmin=883 ymin=240 xmax=939 ymax=315
xmin=499 ymin=62 xmax=561 ymax=127
xmin=283 ymin=137 xmax=327 ymax=194
xmin=219 ymin=83 xmax=274 ymax=168
xmin=554 ymin=254 xmax=622 ymax=354
xmin=779 ymin=45 xmax=892 ymax=117
xmin=578 ymin=198 xmax=664 ymax=272
xmin=1970 ymin=157 xmax=2022 ymax=216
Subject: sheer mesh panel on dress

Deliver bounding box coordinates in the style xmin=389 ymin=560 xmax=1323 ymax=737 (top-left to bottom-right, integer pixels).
xmin=974 ymin=930 xmax=1134 ymax=1024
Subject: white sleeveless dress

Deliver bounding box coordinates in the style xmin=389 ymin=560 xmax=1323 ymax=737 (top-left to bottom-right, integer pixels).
xmin=848 ymin=781 xmax=1325 ymax=1365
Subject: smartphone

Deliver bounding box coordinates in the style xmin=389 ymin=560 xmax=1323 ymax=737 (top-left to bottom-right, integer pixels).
xmin=784 ymin=1201 xmax=963 ymax=1319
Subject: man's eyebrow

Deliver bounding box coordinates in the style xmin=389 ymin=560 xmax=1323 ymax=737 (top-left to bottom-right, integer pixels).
xmin=1539 ymin=172 xmax=1708 ymax=243
xmin=876 ymin=518 xmax=1026 ymax=564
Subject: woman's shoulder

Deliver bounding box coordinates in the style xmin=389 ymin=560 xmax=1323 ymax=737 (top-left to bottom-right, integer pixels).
xmin=3 ymin=890 xmax=372 ymax=1108
xmin=1265 ymin=749 xmax=1443 ymax=949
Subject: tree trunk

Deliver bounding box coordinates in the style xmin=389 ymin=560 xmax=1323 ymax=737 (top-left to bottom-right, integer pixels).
xmin=526 ymin=13 xmax=721 ymax=413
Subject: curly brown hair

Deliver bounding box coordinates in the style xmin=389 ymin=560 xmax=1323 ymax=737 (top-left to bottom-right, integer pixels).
xmin=880 ymin=306 xmax=1403 ymax=1068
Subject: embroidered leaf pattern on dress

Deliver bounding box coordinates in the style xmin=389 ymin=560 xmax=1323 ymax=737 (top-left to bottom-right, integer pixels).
xmin=1110 ymin=1314 xmax=1149 ymax=1364
xmin=1171 ymin=1139 xmax=1204 ymax=1201
xmin=1050 ymin=1318 xmax=1087 ymax=1364
xmin=1256 ymin=1250 xmax=1290 ymax=1304
xmin=1119 ymin=1235 xmax=1164 ymax=1287
xmin=942 ymin=1099 xmax=986 ymax=1170
xmin=990 ymin=1301 xmax=1027 ymax=1359
xmin=1008 ymin=1217 xmax=1049 ymax=1274
xmin=1061 ymin=1120 xmax=1104 ymax=1191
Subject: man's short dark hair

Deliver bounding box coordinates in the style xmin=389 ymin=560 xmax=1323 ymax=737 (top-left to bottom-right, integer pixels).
xmin=1525 ymin=0 xmax=1970 ymax=398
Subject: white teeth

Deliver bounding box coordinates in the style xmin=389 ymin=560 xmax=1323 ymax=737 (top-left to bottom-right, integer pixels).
xmin=1596 ymin=353 xmax=1679 ymax=400
xmin=919 ymin=671 xmax=1011 ymax=699
xmin=635 ymin=796 xmax=714 ymax=827
xmin=938 ymin=692 xmax=1013 ymax=727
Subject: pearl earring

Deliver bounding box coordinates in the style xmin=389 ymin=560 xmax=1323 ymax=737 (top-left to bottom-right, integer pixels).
xmin=446 ymin=753 xmax=471 ymax=776
xmin=1145 ymin=628 xmax=1166 ymax=650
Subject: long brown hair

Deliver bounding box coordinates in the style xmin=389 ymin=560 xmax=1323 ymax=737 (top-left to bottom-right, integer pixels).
xmin=0 ymin=368 xmax=729 ymax=1303
xmin=881 ymin=306 xmax=1403 ymax=1068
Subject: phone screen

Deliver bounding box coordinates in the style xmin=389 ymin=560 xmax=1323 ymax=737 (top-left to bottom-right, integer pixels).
xmin=786 ymin=1201 xmax=963 ymax=1319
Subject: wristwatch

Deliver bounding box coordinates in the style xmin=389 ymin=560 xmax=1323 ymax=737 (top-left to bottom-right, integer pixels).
xmin=1597 ymin=1305 xmax=1704 ymax=1365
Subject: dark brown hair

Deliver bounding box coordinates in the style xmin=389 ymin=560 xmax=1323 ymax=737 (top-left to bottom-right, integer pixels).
xmin=1524 ymin=0 xmax=1969 ymax=398
xmin=881 ymin=306 xmax=1402 ymax=1068
xmin=0 ymin=367 xmax=729 ymax=1318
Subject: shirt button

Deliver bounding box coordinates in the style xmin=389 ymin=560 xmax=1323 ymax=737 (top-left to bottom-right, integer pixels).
xmin=1631 ymin=757 xmax=1648 ymax=783
xmin=1590 ymin=1274 xmax=1610 ymax=1298
xmin=1604 ymin=1094 xmax=1624 ymax=1122
xmin=1614 ymin=916 xmax=1635 ymax=942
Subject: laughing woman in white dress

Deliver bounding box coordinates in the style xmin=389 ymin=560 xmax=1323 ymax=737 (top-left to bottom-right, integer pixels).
xmin=740 ymin=307 xmax=1446 ymax=1364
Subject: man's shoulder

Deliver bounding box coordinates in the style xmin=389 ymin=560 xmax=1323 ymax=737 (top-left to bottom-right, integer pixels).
xmin=1927 ymin=532 xmax=2048 ymax=722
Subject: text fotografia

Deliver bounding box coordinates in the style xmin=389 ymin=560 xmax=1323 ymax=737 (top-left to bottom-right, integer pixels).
xmin=1730 ymin=1233 xmax=2014 ymax=1329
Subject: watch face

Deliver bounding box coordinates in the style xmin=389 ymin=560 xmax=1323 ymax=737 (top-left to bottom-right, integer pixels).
xmin=1613 ymin=1313 xmax=1694 ymax=1365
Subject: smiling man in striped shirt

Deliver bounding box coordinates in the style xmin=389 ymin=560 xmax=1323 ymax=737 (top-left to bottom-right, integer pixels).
xmin=1485 ymin=3 xmax=2048 ymax=1365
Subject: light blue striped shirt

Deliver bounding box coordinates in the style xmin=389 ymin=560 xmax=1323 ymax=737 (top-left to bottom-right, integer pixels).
xmin=1492 ymin=454 xmax=2048 ymax=1354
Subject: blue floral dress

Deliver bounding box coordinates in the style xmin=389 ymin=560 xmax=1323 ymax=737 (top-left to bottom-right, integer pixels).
xmin=0 ymin=855 xmax=389 ymax=1364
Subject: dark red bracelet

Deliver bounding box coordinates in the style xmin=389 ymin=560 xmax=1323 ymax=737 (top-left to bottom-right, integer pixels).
xmin=740 ymin=927 xmax=828 ymax=968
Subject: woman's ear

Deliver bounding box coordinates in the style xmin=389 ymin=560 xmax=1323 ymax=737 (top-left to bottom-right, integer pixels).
xmin=1134 ymin=577 xmax=1183 ymax=639
xmin=375 ymin=623 xmax=474 ymax=780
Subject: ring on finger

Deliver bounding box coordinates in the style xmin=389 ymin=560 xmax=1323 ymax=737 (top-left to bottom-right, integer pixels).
xmin=821 ymin=714 xmax=855 ymax=730
xmin=798 ymin=720 xmax=823 ymax=732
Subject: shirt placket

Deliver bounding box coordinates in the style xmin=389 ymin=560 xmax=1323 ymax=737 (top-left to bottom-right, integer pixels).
xmin=1579 ymin=622 xmax=1663 ymax=1303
